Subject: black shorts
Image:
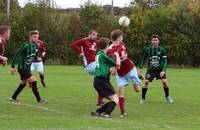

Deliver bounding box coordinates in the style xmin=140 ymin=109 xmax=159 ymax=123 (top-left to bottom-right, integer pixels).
xmin=145 ymin=69 xmax=166 ymax=82
xmin=18 ymin=69 xmax=32 ymax=80
xmin=93 ymin=77 xmax=115 ymax=98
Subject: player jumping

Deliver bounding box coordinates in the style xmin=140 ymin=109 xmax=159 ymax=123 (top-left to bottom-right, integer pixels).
xmin=71 ymin=30 xmax=104 ymax=106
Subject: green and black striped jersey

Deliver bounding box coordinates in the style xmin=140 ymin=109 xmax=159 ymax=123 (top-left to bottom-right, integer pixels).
xmin=11 ymin=42 xmax=39 ymax=70
xmin=140 ymin=45 xmax=167 ymax=71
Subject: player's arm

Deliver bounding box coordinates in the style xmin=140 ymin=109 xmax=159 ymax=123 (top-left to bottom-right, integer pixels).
xmin=161 ymin=48 xmax=167 ymax=72
xmin=40 ymin=42 xmax=46 ymax=57
xmin=70 ymin=38 xmax=86 ymax=57
xmin=103 ymin=52 xmax=120 ymax=69
xmin=11 ymin=43 xmax=27 ymax=75
xmin=138 ymin=47 xmax=148 ymax=79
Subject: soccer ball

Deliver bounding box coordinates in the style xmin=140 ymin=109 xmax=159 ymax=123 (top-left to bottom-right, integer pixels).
xmin=118 ymin=16 xmax=130 ymax=27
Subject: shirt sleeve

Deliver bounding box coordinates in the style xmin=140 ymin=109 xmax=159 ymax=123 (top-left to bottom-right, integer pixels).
xmin=11 ymin=43 xmax=27 ymax=68
xmin=161 ymin=48 xmax=167 ymax=72
xmin=102 ymin=53 xmax=116 ymax=66
xmin=139 ymin=47 xmax=148 ymax=69
xmin=70 ymin=38 xmax=85 ymax=55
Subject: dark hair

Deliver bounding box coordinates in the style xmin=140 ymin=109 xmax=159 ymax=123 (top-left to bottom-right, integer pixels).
xmin=89 ymin=29 xmax=97 ymax=35
xmin=111 ymin=29 xmax=123 ymax=41
xmin=99 ymin=38 xmax=110 ymax=49
xmin=29 ymin=30 xmax=39 ymax=36
xmin=0 ymin=26 xmax=10 ymax=35
xmin=151 ymin=34 xmax=160 ymax=39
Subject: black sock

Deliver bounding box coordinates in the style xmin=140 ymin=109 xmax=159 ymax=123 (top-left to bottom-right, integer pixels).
xmin=31 ymin=81 xmax=41 ymax=102
xmin=163 ymin=87 xmax=169 ymax=97
xmin=104 ymin=101 xmax=116 ymax=115
xmin=142 ymin=88 xmax=148 ymax=99
xmin=96 ymin=102 xmax=109 ymax=113
xmin=12 ymin=84 xmax=26 ymax=99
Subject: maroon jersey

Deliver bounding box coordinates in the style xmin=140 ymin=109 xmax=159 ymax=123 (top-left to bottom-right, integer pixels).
xmin=108 ymin=42 xmax=134 ymax=76
xmin=32 ymin=39 xmax=45 ymax=62
xmin=0 ymin=37 xmax=5 ymax=56
xmin=71 ymin=38 xmax=98 ymax=67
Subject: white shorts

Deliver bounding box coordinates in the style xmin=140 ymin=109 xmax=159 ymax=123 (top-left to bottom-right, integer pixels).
xmin=84 ymin=62 xmax=96 ymax=75
xmin=116 ymin=67 xmax=141 ymax=87
xmin=31 ymin=62 xmax=44 ymax=73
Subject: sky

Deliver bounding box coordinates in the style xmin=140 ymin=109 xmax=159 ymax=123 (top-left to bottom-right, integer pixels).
xmin=18 ymin=0 xmax=132 ymax=8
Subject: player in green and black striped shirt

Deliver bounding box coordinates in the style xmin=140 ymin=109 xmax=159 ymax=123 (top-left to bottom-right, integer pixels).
xmin=138 ymin=34 xmax=173 ymax=104
xmin=9 ymin=31 xmax=48 ymax=104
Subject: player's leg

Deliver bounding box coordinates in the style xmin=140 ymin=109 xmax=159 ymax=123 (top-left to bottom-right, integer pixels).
xmin=161 ymin=79 xmax=173 ymax=103
xmin=10 ymin=80 xmax=27 ymax=101
xmin=129 ymin=67 xmax=141 ymax=93
xmin=85 ymin=62 xmax=104 ymax=106
xmin=28 ymin=74 xmax=48 ymax=104
xmin=36 ymin=62 xmax=46 ymax=87
xmin=140 ymin=79 xmax=149 ymax=104
xmin=140 ymin=69 xmax=154 ymax=104
xmin=116 ymin=74 xmax=128 ymax=117
xmin=91 ymin=78 xmax=117 ymax=118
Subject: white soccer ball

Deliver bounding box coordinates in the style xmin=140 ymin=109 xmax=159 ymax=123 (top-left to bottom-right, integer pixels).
xmin=119 ymin=16 xmax=130 ymax=27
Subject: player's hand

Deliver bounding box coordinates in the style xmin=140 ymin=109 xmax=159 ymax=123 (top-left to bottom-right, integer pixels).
xmin=11 ymin=68 xmax=17 ymax=75
xmin=79 ymin=53 xmax=84 ymax=57
xmin=2 ymin=61 xmax=7 ymax=66
xmin=138 ymin=69 xmax=145 ymax=80
xmin=41 ymin=52 xmax=46 ymax=57
xmin=160 ymin=71 xmax=165 ymax=78
xmin=138 ymin=69 xmax=142 ymax=75
xmin=0 ymin=56 xmax=7 ymax=63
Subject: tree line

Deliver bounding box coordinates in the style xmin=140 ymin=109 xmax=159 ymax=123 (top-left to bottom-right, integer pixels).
xmin=0 ymin=0 xmax=200 ymax=67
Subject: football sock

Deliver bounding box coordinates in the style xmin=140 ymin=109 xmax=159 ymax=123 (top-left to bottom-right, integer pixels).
xmin=39 ymin=73 xmax=44 ymax=81
xmin=119 ymin=97 xmax=125 ymax=113
xmin=142 ymin=87 xmax=148 ymax=99
xmin=31 ymin=81 xmax=41 ymax=102
xmin=12 ymin=84 xmax=26 ymax=99
xmin=96 ymin=102 xmax=109 ymax=113
xmin=97 ymin=94 xmax=103 ymax=105
xmin=163 ymin=87 xmax=169 ymax=97
xmin=104 ymin=101 xmax=117 ymax=115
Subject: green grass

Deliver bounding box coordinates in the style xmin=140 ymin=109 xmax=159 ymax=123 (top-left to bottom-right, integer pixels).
xmin=0 ymin=66 xmax=200 ymax=130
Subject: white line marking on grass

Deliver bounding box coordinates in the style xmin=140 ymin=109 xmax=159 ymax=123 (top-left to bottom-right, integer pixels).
xmin=2 ymin=100 xmax=73 ymax=116
xmin=164 ymin=124 xmax=180 ymax=130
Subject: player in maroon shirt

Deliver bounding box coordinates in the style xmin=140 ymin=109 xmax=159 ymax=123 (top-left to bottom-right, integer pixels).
xmin=0 ymin=26 xmax=10 ymax=66
xmin=31 ymin=31 xmax=46 ymax=87
xmin=108 ymin=29 xmax=141 ymax=117
xmin=71 ymin=30 xmax=104 ymax=106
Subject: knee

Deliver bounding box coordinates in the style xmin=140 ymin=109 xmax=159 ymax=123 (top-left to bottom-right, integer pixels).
xmin=118 ymin=87 xmax=124 ymax=96
xmin=134 ymin=85 xmax=140 ymax=93
xmin=162 ymin=80 xmax=168 ymax=87
xmin=144 ymin=80 xmax=149 ymax=87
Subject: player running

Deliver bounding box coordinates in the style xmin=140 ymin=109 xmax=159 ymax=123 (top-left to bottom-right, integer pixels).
xmin=91 ymin=38 xmax=120 ymax=118
xmin=9 ymin=31 xmax=48 ymax=104
xmin=31 ymin=30 xmax=46 ymax=87
xmin=138 ymin=34 xmax=173 ymax=104
xmin=71 ymin=30 xmax=104 ymax=106
xmin=0 ymin=26 xmax=10 ymax=66
xmin=108 ymin=29 xmax=141 ymax=117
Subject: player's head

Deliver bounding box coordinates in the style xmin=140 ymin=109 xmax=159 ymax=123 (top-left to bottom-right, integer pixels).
xmin=111 ymin=29 xmax=123 ymax=43
xmin=151 ymin=34 xmax=160 ymax=47
xmin=99 ymin=38 xmax=110 ymax=51
xmin=0 ymin=26 xmax=11 ymax=41
xmin=34 ymin=30 xmax=39 ymax=38
xmin=29 ymin=31 xmax=39 ymax=43
xmin=88 ymin=29 xmax=98 ymax=41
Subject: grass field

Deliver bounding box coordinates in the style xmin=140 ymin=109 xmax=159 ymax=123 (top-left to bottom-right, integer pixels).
xmin=0 ymin=65 xmax=200 ymax=130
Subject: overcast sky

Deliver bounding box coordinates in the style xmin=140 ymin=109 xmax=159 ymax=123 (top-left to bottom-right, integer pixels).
xmin=18 ymin=0 xmax=132 ymax=8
